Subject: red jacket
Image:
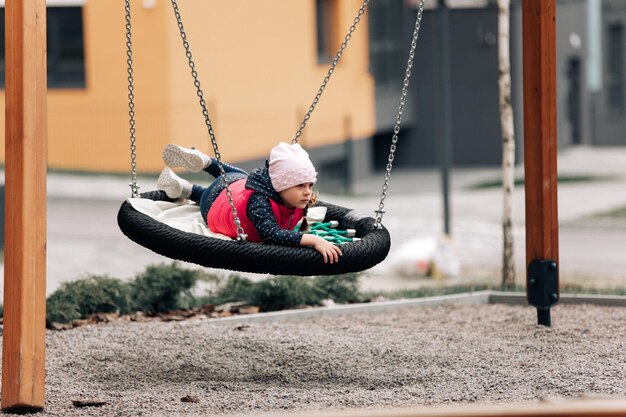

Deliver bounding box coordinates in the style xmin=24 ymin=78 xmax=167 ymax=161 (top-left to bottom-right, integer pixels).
xmin=207 ymin=178 xmax=305 ymax=243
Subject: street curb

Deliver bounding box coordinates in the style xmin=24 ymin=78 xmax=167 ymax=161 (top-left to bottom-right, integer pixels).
xmin=185 ymin=291 xmax=492 ymax=326
xmin=184 ymin=290 xmax=626 ymax=327
xmin=489 ymin=291 xmax=626 ymax=307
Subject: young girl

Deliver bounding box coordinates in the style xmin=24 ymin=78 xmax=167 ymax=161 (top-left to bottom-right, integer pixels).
xmin=157 ymin=142 xmax=342 ymax=264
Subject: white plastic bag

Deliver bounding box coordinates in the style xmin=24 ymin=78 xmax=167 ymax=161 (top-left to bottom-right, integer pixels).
xmin=389 ymin=237 xmax=438 ymax=277
xmin=389 ymin=235 xmax=460 ymax=278
xmin=431 ymin=236 xmax=461 ymax=278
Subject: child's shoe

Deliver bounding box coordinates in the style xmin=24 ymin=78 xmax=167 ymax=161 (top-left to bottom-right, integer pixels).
xmin=157 ymin=167 xmax=192 ymax=199
xmin=162 ymin=144 xmax=211 ymax=173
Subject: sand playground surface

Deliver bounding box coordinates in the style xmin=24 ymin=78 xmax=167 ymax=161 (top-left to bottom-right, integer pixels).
xmin=6 ymin=302 xmax=619 ymax=416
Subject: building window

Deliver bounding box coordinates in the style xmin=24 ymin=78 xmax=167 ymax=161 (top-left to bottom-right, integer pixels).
xmin=0 ymin=6 xmax=86 ymax=88
xmin=607 ymin=23 xmax=624 ymax=112
xmin=316 ymin=0 xmax=339 ymax=63
xmin=368 ymin=0 xmax=405 ymax=87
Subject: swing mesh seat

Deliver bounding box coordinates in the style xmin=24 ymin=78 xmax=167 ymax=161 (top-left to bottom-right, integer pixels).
xmin=118 ymin=191 xmax=391 ymax=276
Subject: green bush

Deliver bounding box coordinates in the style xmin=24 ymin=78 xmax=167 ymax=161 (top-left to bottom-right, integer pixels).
xmin=46 ymin=262 xmax=209 ymax=323
xmin=206 ymin=275 xmax=255 ymax=305
xmin=129 ymin=262 xmax=199 ymax=314
xmin=46 ymin=298 xmax=81 ymax=324
xmin=203 ymin=273 xmax=364 ymax=312
xmin=43 ymin=263 xmax=366 ymax=324
xmin=312 ymin=273 xmax=361 ymax=303
xmin=46 ymin=275 xmax=131 ymax=324
xmin=251 ymin=276 xmax=323 ymax=312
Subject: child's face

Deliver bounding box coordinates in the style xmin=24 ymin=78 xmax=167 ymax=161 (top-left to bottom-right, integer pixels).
xmin=279 ymin=182 xmax=315 ymax=209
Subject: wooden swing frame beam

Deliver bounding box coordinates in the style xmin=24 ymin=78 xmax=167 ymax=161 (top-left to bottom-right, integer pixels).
xmin=1 ymin=0 xmax=47 ymax=411
xmin=521 ymin=0 xmax=559 ymax=325
xmin=0 ymin=0 xmax=559 ymax=412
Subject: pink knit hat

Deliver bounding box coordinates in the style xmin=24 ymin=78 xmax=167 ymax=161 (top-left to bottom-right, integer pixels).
xmin=268 ymin=142 xmax=318 ymax=192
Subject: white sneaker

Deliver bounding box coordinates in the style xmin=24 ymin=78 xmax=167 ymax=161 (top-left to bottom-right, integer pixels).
xmin=157 ymin=167 xmax=192 ymax=199
xmin=162 ymin=144 xmax=211 ymax=173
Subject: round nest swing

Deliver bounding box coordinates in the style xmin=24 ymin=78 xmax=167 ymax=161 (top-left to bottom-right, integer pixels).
xmin=118 ymin=191 xmax=391 ymax=276
xmin=119 ymin=0 xmax=425 ymax=276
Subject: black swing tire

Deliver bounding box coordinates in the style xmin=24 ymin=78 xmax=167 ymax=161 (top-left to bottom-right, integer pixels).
xmin=117 ymin=191 xmax=391 ymax=276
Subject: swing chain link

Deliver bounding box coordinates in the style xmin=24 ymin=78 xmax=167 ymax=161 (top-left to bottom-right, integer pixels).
xmin=374 ymin=0 xmax=425 ymax=229
xmin=125 ymin=0 xmax=140 ymax=198
xmin=292 ymin=0 xmax=370 ymax=144
xmin=170 ymin=0 xmax=247 ymax=241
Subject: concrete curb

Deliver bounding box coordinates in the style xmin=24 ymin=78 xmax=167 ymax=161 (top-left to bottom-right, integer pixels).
xmin=186 ymin=291 xmax=492 ymax=326
xmin=489 ymin=291 xmax=626 ymax=307
xmin=185 ymin=290 xmax=626 ymax=327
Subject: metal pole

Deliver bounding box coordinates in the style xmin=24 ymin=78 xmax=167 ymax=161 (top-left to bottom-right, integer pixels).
xmin=438 ymin=0 xmax=452 ymax=236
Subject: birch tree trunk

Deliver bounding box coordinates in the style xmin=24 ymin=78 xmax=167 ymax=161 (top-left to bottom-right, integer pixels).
xmin=498 ymin=0 xmax=516 ymax=288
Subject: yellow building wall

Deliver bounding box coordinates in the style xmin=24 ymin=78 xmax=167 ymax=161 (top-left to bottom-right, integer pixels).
xmin=0 ymin=0 xmax=375 ymax=174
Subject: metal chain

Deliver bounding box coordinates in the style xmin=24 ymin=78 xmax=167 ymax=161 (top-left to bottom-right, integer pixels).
xmin=374 ymin=0 xmax=425 ymax=229
xmin=292 ymin=0 xmax=370 ymax=144
xmin=125 ymin=0 xmax=140 ymax=197
xmin=170 ymin=0 xmax=247 ymax=241
xmin=166 ymin=0 xmax=421 ymax=231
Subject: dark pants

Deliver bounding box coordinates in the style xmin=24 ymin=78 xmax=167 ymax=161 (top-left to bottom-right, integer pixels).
xmin=189 ymin=159 xmax=248 ymax=222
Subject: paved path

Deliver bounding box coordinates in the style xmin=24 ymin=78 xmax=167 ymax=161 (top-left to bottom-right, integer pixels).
xmin=1 ymin=145 xmax=625 ymax=296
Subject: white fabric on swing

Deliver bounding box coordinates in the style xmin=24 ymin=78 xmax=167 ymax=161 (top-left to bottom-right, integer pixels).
xmin=127 ymin=198 xmax=232 ymax=240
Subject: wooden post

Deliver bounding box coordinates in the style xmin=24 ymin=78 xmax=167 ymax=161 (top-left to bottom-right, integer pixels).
xmin=2 ymin=0 xmax=47 ymax=411
xmin=522 ymin=0 xmax=559 ymax=325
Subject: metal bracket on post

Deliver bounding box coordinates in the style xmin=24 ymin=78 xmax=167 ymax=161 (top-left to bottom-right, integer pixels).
xmin=527 ymin=260 xmax=559 ymax=326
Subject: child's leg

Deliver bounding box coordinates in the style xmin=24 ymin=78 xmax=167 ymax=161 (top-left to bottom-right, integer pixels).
xmin=198 ymin=173 xmax=247 ymax=222
xmin=189 ymin=184 xmax=207 ymax=205
xmin=203 ymin=158 xmax=248 ymax=178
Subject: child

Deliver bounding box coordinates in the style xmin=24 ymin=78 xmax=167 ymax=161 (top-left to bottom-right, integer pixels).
xmin=157 ymin=143 xmax=342 ymax=264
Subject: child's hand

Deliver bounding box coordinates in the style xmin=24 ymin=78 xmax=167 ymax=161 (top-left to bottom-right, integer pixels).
xmin=300 ymin=234 xmax=343 ymax=263
xmin=312 ymin=236 xmax=342 ymax=263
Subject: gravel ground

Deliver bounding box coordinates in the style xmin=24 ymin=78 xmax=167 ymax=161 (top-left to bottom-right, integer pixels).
xmin=5 ymin=303 xmax=625 ymax=416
